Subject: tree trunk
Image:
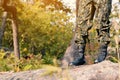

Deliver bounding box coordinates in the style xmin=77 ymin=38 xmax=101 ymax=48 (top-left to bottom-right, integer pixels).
xmin=61 ymin=0 xmax=79 ymax=67
xmin=1 ymin=0 xmax=20 ymax=59
xmin=11 ymin=19 xmax=20 ymax=59
xmin=61 ymin=32 xmax=78 ymax=67
xmin=62 ymin=0 xmax=112 ymax=67
xmin=0 ymin=11 xmax=7 ymax=46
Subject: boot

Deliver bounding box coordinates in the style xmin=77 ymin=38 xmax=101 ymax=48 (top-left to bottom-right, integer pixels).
xmin=69 ymin=44 xmax=86 ymax=66
xmin=94 ymin=43 xmax=108 ymax=63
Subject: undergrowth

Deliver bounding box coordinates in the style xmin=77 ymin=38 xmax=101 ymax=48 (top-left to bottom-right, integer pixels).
xmin=0 ymin=47 xmax=119 ymax=73
xmin=0 ymin=50 xmax=60 ymax=72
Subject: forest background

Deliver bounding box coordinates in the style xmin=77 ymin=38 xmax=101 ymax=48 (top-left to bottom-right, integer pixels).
xmin=0 ymin=0 xmax=119 ymax=72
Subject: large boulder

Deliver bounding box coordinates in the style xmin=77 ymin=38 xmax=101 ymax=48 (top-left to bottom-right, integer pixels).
xmin=0 ymin=60 xmax=119 ymax=80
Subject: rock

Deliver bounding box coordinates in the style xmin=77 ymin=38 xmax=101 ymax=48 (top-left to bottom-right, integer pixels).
xmin=0 ymin=60 xmax=119 ymax=80
xmin=61 ymin=41 xmax=80 ymax=67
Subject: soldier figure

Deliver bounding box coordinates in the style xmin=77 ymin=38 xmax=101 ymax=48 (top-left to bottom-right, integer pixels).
xmin=68 ymin=0 xmax=112 ymax=66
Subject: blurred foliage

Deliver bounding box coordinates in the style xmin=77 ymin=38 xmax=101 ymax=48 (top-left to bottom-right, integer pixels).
xmin=0 ymin=0 xmax=119 ymax=72
xmin=0 ymin=0 xmax=73 ymax=71
xmin=0 ymin=51 xmax=40 ymax=71
xmin=0 ymin=50 xmax=61 ymax=72
xmin=17 ymin=1 xmax=73 ymax=58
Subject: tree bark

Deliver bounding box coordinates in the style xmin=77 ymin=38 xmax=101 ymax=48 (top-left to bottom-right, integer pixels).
xmin=11 ymin=19 xmax=20 ymax=59
xmin=1 ymin=0 xmax=20 ymax=59
xmin=61 ymin=0 xmax=79 ymax=67
xmin=0 ymin=11 xmax=7 ymax=46
xmin=62 ymin=0 xmax=112 ymax=67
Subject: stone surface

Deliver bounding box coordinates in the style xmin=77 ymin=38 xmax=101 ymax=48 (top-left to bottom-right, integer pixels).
xmin=0 ymin=60 xmax=119 ymax=80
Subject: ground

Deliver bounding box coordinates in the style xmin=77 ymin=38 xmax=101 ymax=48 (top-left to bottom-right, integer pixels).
xmin=0 ymin=60 xmax=119 ymax=80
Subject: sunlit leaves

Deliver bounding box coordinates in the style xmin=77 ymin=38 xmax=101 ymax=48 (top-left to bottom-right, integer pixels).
xmin=16 ymin=1 xmax=73 ymax=59
xmin=0 ymin=0 xmax=73 ymax=65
